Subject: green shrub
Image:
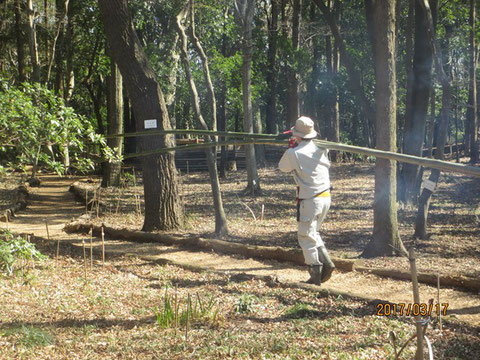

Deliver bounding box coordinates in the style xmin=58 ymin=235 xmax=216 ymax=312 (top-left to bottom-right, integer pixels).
xmin=0 ymin=230 xmax=47 ymax=275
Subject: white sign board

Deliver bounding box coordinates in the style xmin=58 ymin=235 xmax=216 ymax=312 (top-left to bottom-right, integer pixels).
xmin=144 ymin=119 xmax=157 ymax=129
xmin=423 ymin=179 xmax=437 ymax=192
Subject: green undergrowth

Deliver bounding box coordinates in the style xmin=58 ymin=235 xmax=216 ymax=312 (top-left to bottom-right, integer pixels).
xmin=0 ymin=252 xmax=479 ymax=359
xmin=0 ymin=229 xmax=47 ymax=275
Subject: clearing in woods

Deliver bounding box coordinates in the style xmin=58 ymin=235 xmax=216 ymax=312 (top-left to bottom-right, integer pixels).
xmin=1 ymin=164 xmax=479 ymax=359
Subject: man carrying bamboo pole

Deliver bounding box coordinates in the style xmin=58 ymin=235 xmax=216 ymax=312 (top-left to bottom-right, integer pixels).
xmin=278 ymin=116 xmax=335 ymax=286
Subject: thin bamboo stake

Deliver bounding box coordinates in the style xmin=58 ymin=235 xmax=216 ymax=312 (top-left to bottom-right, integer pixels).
xmin=96 ymin=189 xmax=100 ymax=218
xmin=45 ymin=220 xmax=50 ymax=240
xmin=90 ymin=227 xmax=93 ymax=269
xmin=5 ymin=211 xmax=8 ymax=230
xmin=409 ymin=247 xmax=424 ymax=360
xmin=185 ymin=293 xmax=190 ymax=340
xmin=85 ymin=189 xmax=88 ymax=215
xmin=82 ymin=237 xmax=87 ymax=280
xmin=174 ymin=285 xmax=178 ymax=336
xmin=101 ymin=225 xmax=105 ymax=266
xmin=260 ymin=204 xmax=265 ymax=221
xmin=437 ymin=272 xmax=442 ymax=331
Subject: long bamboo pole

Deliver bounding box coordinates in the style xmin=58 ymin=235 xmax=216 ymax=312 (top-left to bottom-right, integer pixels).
xmin=116 ymin=135 xmax=480 ymax=178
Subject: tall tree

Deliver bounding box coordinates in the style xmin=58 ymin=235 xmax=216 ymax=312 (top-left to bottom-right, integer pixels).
xmin=98 ymin=0 xmax=183 ymax=231
xmin=285 ymin=0 xmax=301 ymax=128
xmin=265 ymin=0 xmax=279 ymax=134
xmin=325 ymin=0 xmax=340 ymax=161
xmin=400 ymin=0 xmax=435 ymax=205
xmin=314 ymin=0 xmax=375 ymax=147
xmin=26 ymin=0 xmax=40 ymax=82
xmin=362 ymin=0 xmax=407 ymax=258
xmin=102 ymin=59 xmax=123 ymax=188
xmin=14 ymin=0 xmax=26 ymax=83
xmin=175 ymin=0 xmax=229 ymax=236
xmin=234 ymin=0 xmax=261 ymax=195
xmin=467 ymin=0 xmax=479 ymax=164
xmin=415 ymin=1 xmax=452 ymax=239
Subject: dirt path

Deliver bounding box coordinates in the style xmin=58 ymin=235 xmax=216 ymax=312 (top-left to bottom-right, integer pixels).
xmin=3 ymin=175 xmax=480 ymax=328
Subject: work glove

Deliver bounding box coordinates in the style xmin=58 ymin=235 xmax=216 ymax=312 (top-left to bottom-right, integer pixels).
xmin=276 ymin=130 xmax=298 ymax=148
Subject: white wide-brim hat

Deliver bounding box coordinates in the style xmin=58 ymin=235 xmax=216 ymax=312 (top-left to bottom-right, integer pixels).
xmin=291 ymin=116 xmax=317 ymax=139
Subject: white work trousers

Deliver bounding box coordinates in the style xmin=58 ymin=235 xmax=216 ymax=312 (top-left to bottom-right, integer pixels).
xmin=297 ymin=196 xmax=331 ymax=265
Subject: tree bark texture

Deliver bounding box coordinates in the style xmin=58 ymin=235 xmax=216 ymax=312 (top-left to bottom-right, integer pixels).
xmin=176 ymin=3 xmax=229 ymax=236
xmin=102 ymin=60 xmax=123 ymax=188
xmin=400 ymin=0 xmax=434 ymax=205
xmin=98 ymin=0 xmax=183 ymax=231
xmin=362 ymin=0 xmax=406 ymax=258
xmin=14 ymin=0 xmax=26 ymax=83
xmin=235 ymin=0 xmax=261 ymax=195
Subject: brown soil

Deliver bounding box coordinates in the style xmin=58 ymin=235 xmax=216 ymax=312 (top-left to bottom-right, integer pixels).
xmin=2 ymin=169 xmax=480 ymax=328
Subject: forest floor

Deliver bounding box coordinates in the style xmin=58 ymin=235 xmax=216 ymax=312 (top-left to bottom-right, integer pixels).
xmin=0 ymin=161 xmax=479 ymax=359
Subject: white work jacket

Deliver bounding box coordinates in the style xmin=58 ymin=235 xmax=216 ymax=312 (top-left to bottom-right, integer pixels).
xmin=278 ymin=140 xmax=331 ymax=199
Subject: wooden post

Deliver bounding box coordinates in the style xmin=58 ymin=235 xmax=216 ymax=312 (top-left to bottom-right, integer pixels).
xmin=101 ymin=225 xmax=105 ymax=266
xmin=260 ymin=204 xmax=264 ymax=221
xmin=409 ymin=247 xmax=424 ymax=360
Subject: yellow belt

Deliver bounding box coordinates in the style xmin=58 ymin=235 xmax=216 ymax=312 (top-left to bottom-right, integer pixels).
xmin=315 ymin=191 xmax=330 ymax=198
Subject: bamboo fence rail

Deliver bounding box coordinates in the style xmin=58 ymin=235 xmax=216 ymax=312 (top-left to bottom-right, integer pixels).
xmin=108 ymin=130 xmax=480 ymax=178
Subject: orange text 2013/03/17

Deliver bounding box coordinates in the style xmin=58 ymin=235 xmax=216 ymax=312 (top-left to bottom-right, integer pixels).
xmin=375 ymin=303 xmax=449 ymax=317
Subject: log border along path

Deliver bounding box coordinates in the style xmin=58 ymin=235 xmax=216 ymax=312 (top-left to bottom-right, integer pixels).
xmin=2 ymin=174 xmax=479 ymax=327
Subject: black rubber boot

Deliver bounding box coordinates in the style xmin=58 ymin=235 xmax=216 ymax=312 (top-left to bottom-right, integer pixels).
xmin=306 ymin=264 xmax=323 ymax=286
xmin=317 ymin=246 xmax=335 ymax=282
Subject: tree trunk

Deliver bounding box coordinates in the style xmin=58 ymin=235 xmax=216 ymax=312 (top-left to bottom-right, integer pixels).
xmin=325 ymin=0 xmax=340 ymax=161
xmin=64 ymin=7 xmax=75 ymax=103
xmin=218 ymin=80 xmax=227 ymax=178
xmin=102 ymin=60 xmax=123 ymax=188
xmin=285 ymin=0 xmax=301 ymax=128
xmin=400 ymin=0 xmax=435 ymax=205
xmin=265 ymin=0 xmax=279 ymax=134
xmin=53 ymin=0 xmax=69 ymax=94
xmin=254 ymin=107 xmax=266 ymax=167
xmin=44 ymin=0 xmax=49 ymax=67
xmin=235 ymin=0 xmax=261 ymax=195
xmin=86 ymin=76 xmax=105 ymax=135
xmin=362 ymin=0 xmax=407 ymax=258
xmin=305 ymin=2 xmax=320 ymax=124
xmin=414 ymin=1 xmax=452 ymax=239
xmin=364 ymin=0 xmax=376 ymax=65
xmin=176 ymin=2 xmax=229 ymax=236
xmin=467 ymin=0 xmax=479 ymax=163
xmin=314 ymin=0 xmax=375 ymax=147
xmin=426 ymin=86 xmax=436 ymax=158
xmin=26 ymin=0 xmax=40 ymax=82
xmin=14 ymin=0 xmax=26 ymax=83
xmin=98 ymin=0 xmax=183 ymax=231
